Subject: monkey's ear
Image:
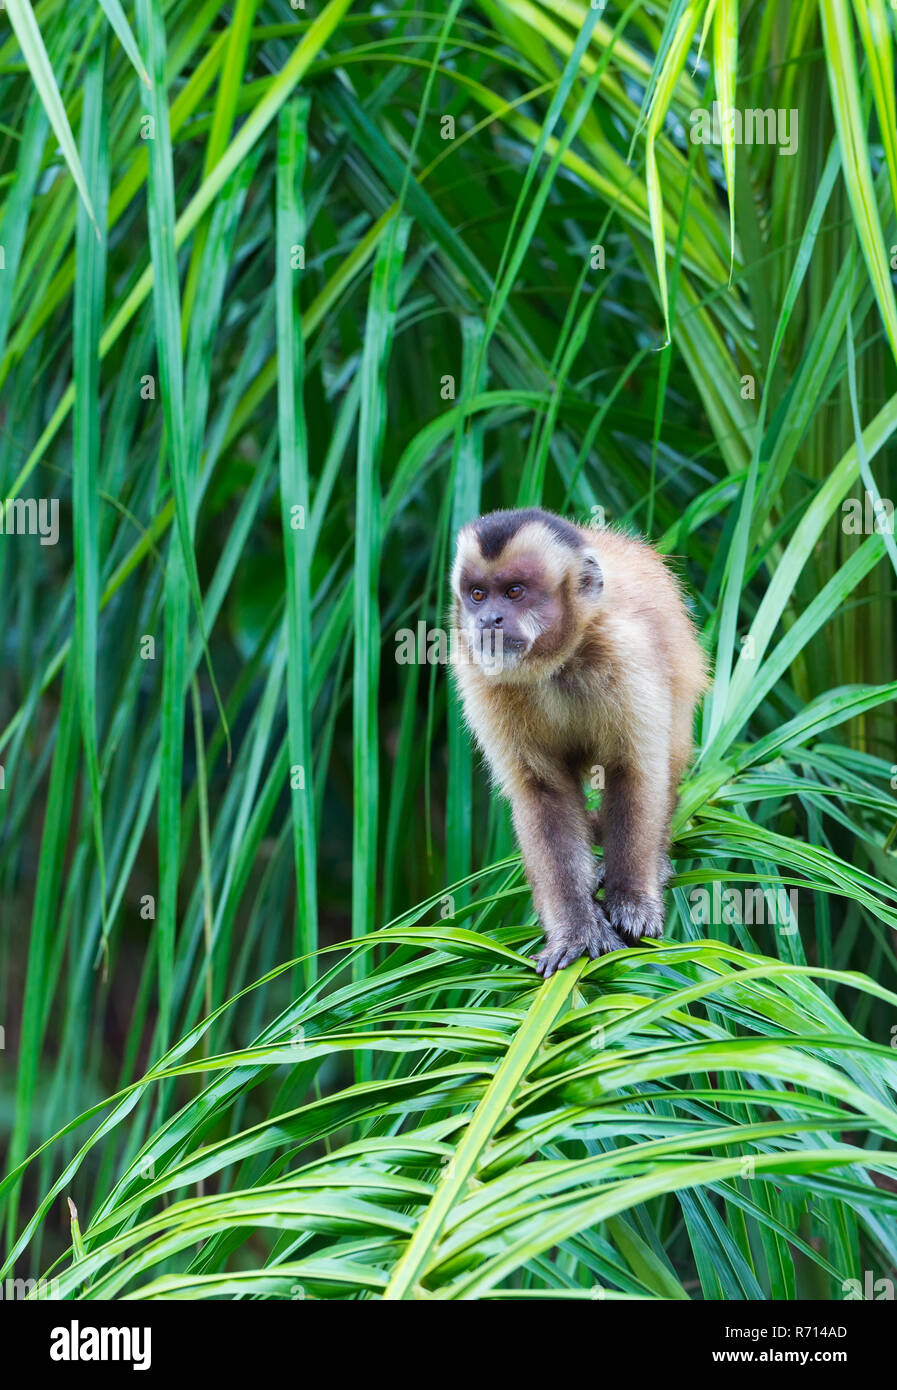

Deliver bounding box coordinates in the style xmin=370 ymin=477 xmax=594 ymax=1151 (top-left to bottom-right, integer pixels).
xmin=578 ymin=548 xmax=603 ymax=596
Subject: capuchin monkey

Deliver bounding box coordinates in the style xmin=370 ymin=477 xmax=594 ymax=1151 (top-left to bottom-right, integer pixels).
xmin=450 ymin=508 xmax=708 ymax=977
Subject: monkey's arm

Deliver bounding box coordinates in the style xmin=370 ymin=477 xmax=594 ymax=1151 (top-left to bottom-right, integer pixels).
xmin=600 ymin=761 xmax=672 ymax=943
xmin=588 ymin=805 xmax=671 ymax=891
xmin=510 ymin=770 xmax=625 ymax=976
xmin=594 ymin=653 xmax=677 ymax=942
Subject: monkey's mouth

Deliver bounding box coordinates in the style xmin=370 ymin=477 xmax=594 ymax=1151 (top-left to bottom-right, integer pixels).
xmin=473 ymin=632 xmax=529 ymax=672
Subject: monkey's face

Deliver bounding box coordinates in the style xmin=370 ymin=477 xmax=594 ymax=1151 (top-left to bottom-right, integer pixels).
xmin=456 ymin=557 xmax=564 ymax=672
xmin=451 ymin=512 xmax=604 ymax=680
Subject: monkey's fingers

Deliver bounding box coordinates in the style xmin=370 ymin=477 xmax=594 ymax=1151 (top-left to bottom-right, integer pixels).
xmin=533 ymin=943 xmax=583 ymax=978
xmin=532 ymin=919 xmax=626 ymax=977
xmin=606 ymin=889 xmax=664 ymax=945
xmin=589 ymin=903 xmax=627 ymax=956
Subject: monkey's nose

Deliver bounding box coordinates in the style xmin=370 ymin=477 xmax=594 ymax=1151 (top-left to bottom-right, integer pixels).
xmin=491 ymin=614 xmax=503 ymax=626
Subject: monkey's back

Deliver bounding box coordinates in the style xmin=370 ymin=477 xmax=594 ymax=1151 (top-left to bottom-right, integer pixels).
xmin=576 ymin=524 xmax=709 ymax=708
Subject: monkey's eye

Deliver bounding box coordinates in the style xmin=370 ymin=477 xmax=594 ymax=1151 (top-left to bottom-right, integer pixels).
xmin=470 ymin=586 xmax=486 ymax=603
xmin=506 ymin=584 xmax=525 ymax=601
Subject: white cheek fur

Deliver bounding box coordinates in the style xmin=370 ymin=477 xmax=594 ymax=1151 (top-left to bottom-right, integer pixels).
xmin=518 ymin=611 xmax=544 ymax=647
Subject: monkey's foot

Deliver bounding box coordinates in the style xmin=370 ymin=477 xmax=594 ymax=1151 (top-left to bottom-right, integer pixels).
xmin=605 ymin=889 xmax=664 ymax=945
xmin=532 ymin=910 xmax=626 ymax=978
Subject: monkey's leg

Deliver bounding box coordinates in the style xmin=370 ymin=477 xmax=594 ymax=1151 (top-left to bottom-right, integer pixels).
xmin=511 ymin=774 xmax=625 ymax=977
xmin=600 ymin=767 xmax=671 ymax=944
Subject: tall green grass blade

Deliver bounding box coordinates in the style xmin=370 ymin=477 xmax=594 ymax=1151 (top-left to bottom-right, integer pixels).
xmin=97 ymin=0 xmax=151 ymax=86
xmin=277 ymin=98 xmax=318 ymax=981
xmin=820 ymin=0 xmax=897 ymax=370
xmin=5 ymin=0 xmax=97 ymax=228
xmin=713 ymin=0 xmax=738 ymax=282
xmin=352 ymin=219 xmax=411 ymax=954
xmin=72 ymin=40 xmax=110 ymax=968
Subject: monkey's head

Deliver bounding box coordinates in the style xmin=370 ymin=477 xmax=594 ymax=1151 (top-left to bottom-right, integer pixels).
xmin=451 ymin=508 xmax=603 ymax=679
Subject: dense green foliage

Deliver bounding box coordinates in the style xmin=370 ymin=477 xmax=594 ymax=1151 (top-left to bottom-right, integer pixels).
xmin=1 ymin=0 xmax=896 ymax=1299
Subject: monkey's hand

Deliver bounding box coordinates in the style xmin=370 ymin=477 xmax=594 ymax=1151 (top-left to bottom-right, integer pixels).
xmin=605 ymin=888 xmax=664 ymax=945
xmin=532 ymin=903 xmax=625 ymax=978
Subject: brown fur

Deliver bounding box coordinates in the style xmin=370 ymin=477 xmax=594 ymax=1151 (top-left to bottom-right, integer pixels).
xmin=450 ymin=508 xmax=708 ymax=976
